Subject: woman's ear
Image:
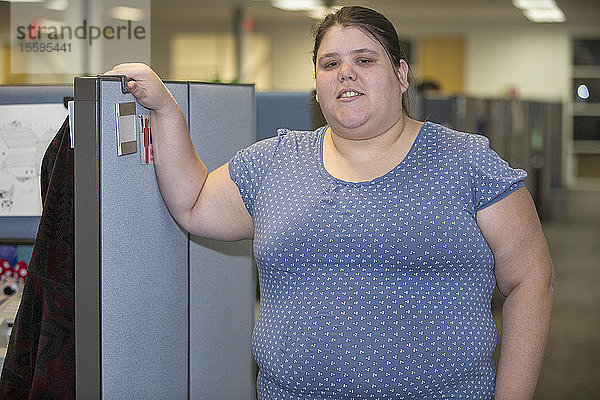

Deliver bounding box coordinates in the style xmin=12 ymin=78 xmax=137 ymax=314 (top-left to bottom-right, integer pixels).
xmin=315 ymin=92 xmax=319 ymax=103
xmin=397 ymin=60 xmax=410 ymax=93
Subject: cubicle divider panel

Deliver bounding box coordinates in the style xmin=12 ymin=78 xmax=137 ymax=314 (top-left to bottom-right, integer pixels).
xmin=544 ymin=102 xmax=564 ymax=220
xmin=512 ymin=101 xmax=537 ymax=201
xmin=547 ymin=102 xmax=563 ymax=190
xmin=487 ymin=99 xmax=512 ymax=161
xmin=99 ymin=80 xmax=189 ymax=399
xmin=256 ymin=91 xmax=313 ymax=140
xmin=188 ymin=82 xmax=257 ymax=400
xmin=0 ymin=86 xmax=72 ymax=241
xmin=76 ymin=78 xmax=258 ymax=399
xmin=509 ymin=100 xmax=533 ymax=173
xmin=455 ymin=97 xmax=488 ymax=136
xmin=423 ymin=96 xmax=458 ymax=129
xmin=75 ymin=77 xmax=189 ymax=399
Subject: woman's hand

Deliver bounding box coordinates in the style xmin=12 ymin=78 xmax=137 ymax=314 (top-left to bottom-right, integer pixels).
xmin=104 ymin=63 xmax=176 ymax=112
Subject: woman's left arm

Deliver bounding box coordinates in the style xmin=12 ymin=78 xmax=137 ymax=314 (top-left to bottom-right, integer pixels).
xmin=476 ymin=186 xmax=555 ymax=400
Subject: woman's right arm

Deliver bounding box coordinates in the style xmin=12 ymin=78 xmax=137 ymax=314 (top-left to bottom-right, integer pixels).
xmin=105 ymin=63 xmax=254 ymax=241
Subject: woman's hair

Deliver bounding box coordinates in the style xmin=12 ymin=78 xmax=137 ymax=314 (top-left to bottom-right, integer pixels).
xmin=312 ymin=6 xmax=411 ymax=115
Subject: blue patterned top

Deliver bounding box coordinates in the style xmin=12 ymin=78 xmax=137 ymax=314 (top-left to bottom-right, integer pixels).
xmin=229 ymin=122 xmax=527 ymax=399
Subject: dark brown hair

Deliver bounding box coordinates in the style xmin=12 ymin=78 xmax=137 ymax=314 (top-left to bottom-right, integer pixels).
xmin=312 ymin=6 xmax=411 ymax=115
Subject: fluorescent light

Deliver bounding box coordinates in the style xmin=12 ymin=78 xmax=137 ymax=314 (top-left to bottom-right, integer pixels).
xmin=512 ymin=0 xmax=566 ymax=23
xmin=45 ymin=0 xmax=70 ymax=11
xmin=38 ymin=18 xmax=64 ymax=26
xmin=272 ymin=0 xmax=323 ymax=11
xmin=523 ymin=8 xmax=566 ymax=22
xmin=512 ymin=0 xmax=556 ymax=10
xmin=109 ymin=6 xmax=145 ymax=22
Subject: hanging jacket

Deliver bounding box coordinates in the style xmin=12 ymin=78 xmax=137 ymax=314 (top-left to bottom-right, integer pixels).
xmin=0 ymin=117 xmax=75 ymax=399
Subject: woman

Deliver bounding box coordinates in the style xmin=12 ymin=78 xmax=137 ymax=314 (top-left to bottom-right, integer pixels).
xmin=107 ymin=6 xmax=554 ymax=399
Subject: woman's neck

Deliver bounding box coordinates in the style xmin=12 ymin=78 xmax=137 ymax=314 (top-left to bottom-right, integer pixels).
xmin=326 ymin=115 xmax=419 ymax=165
xmin=322 ymin=116 xmax=424 ymax=182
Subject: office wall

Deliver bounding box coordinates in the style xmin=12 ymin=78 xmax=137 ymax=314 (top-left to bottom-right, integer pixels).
xmin=465 ymin=27 xmax=569 ymax=101
xmin=256 ymin=22 xmax=315 ymax=91
xmin=152 ymin=19 xmax=318 ymax=91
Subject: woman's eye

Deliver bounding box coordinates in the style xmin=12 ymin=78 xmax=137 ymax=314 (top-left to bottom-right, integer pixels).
xmin=357 ymin=58 xmax=372 ymax=64
xmin=324 ymin=61 xmax=338 ymax=68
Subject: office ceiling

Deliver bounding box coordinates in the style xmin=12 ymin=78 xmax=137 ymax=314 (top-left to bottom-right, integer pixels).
xmin=152 ymin=0 xmax=600 ymax=28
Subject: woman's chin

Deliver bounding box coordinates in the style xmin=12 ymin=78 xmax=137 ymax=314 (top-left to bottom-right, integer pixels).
xmin=328 ymin=117 xmax=369 ymax=134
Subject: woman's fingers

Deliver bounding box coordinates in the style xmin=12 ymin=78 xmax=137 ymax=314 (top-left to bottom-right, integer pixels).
xmin=126 ymin=79 xmax=140 ymax=94
xmin=125 ymin=80 xmax=151 ymax=106
xmin=103 ymin=63 xmax=174 ymax=111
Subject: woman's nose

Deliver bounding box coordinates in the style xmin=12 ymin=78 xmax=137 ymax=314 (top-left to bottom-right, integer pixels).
xmin=338 ymin=63 xmax=356 ymax=82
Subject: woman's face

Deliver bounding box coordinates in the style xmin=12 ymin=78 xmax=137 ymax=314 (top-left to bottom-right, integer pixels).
xmin=315 ymin=25 xmax=408 ymax=140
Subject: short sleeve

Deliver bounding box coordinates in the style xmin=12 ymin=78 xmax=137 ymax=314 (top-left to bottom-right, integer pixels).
xmin=467 ymin=134 xmax=528 ymax=211
xmin=228 ymin=134 xmax=282 ymax=217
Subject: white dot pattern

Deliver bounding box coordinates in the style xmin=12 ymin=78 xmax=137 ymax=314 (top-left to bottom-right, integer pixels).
xmin=229 ymin=122 xmax=527 ymax=399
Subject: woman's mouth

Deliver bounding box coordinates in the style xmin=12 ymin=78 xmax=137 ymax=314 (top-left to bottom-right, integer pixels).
xmin=337 ymin=90 xmax=364 ymax=99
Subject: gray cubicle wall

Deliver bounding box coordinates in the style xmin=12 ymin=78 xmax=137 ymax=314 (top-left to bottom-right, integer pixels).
xmin=188 ymin=82 xmax=256 ymax=400
xmin=256 ymin=91 xmax=313 ymax=140
xmin=0 ymin=85 xmax=72 ymax=241
xmin=486 ymin=99 xmax=512 ymax=161
xmin=75 ymin=77 xmax=256 ymax=399
xmin=75 ymin=77 xmax=189 ymax=399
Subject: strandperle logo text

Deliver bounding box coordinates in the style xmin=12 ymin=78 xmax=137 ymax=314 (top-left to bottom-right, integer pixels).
xmin=15 ymin=20 xmax=146 ymax=46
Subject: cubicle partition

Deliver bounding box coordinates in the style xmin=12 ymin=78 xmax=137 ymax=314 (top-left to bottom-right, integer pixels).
xmin=256 ymin=91 xmax=314 ymax=140
xmin=187 ymin=83 xmax=256 ymax=399
xmin=74 ymin=76 xmax=256 ymax=399
xmin=486 ymin=99 xmax=512 ymax=161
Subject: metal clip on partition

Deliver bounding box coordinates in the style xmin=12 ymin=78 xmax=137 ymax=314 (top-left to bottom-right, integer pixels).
xmin=99 ymin=74 xmax=133 ymax=94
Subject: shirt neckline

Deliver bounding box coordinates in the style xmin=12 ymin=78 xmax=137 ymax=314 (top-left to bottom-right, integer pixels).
xmin=316 ymin=121 xmax=428 ymax=186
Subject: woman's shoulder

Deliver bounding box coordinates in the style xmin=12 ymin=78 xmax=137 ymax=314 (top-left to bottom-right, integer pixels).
xmin=239 ymin=126 xmax=324 ymax=162
xmin=263 ymin=126 xmax=325 ymax=153
xmin=421 ymin=121 xmax=490 ymax=156
xmin=422 ymin=121 xmax=470 ymax=144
